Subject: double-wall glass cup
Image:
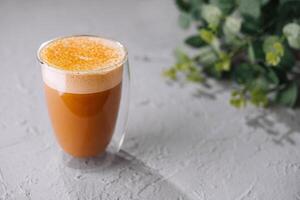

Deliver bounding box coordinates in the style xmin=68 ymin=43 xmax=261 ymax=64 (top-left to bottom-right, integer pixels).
xmin=37 ymin=35 xmax=130 ymax=157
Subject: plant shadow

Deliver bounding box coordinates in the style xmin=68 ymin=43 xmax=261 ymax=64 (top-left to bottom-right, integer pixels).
xmin=245 ymin=107 xmax=300 ymax=145
xmin=192 ymin=79 xmax=232 ymax=101
xmin=58 ymin=150 xmax=192 ymax=200
xmin=190 ymin=79 xmax=300 ymax=146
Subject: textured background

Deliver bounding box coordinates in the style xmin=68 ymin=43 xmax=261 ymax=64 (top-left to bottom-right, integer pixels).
xmin=1 ymin=0 xmax=300 ymax=199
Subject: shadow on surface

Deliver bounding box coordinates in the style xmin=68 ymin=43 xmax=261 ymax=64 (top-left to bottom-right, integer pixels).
xmin=192 ymin=80 xmax=232 ymax=101
xmin=185 ymin=78 xmax=300 ymax=146
xmin=245 ymin=107 xmax=300 ymax=145
xmin=58 ymin=150 xmax=192 ymax=200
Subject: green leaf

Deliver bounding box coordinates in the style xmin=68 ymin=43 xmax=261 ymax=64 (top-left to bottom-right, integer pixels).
xmin=250 ymin=88 xmax=268 ymax=107
xmin=199 ymin=29 xmax=215 ymax=43
xmin=163 ymin=68 xmax=177 ymax=80
xmin=190 ymin=0 xmax=204 ymax=6
xmin=210 ymin=0 xmax=235 ymax=14
xmin=191 ymin=7 xmax=201 ymax=20
xmin=186 ymin=71 xmax=204 ymax=82
xmin=199 ymin=29 xmax=221 ymax=53
xmin=204 ymin=65 xmax=222 ymax=78
xmin=190 ymin=0 xmax=204 ymax=20
xmin=230 ymin=90 xmax=247 ymax=108
xmin=260 ymin=1 xmax=278 ymax=34
xmin=261 ymin=0 xmax=270 ymax=5
xmin=239 ymin=0 xmax=262 ymax=34
xmin=230 ymin=99 xmax=246 ymax=108
xmin=239 ymin=0 xmax=261 ymax=19
xmin=263 ymin=36 xmax=284 ymax=66
xmin=210 ymin=37 xmax=221 ymax=54
xmin=241 ymin=15 xmax=261 ymax=35
xmin=266 ymin=52 xmax=280 ymax=66
xmin=252 ymin=76 xmax=269 ymax=91
xmin=185 ymin=35 xmax=205 ymax=48
xmin=214 ymin=52 xmax=231 ymax=71
xmin=273 ymin=42 xmax=284 ymax=56
xmin=224 ymin=15 xmax=242 ymax=35
xmin=233 ymin=63 xmax=257 ymax=85
xmin=179 ymin=12 xmax=191 ymax=29
xmin=167 ymin=48 xmax=205 ymax=82
xmin=223 ymin=15 xmax=242 ymax=43
xmin=246 ymin=75 xmax=270 ymax=107
xmin=174 ymin=49 xmax=190 ymax=63
xmin=283 ymin=23 xmax=300 ymax=49
xmin=265 ymin=68 xmax=279 ymax=86
xmin=277 ymin=1 xmax=300 ymax=32
xmin=201 ymin=4 xmax=222 ymax=29
xmin=276 ymin=82 xmax=298 ymax=107
xmin=263 ymin=36 xmax=280 ymax=53
xmin=248 ymin=42 xmax=255 ymax=64
xmin=252 ymin=40 xmax=265 ymax=61
xmin=280 ymin=0 xmax=297 ymax=5
xmin=278 ymin=45 xmax=295 ymax=70
xmin=175 ymin=0 xmax=191 ymax=12
xmin=196 ymin=46 xmax=218 ymax=65
xmin=175 ymin=63 xmax=190 ymax=72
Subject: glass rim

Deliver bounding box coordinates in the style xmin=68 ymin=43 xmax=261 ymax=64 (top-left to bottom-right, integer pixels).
xmin=37 ymin=34 xmax=128 ymax=75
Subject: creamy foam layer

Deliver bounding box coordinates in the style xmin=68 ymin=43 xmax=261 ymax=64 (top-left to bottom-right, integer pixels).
xmin=39 ymin=36 xmax=126 ymax=94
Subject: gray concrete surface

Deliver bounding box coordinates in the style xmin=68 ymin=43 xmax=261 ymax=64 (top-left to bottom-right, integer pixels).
xmin=1 ymin=0 xmax=300 ymax=199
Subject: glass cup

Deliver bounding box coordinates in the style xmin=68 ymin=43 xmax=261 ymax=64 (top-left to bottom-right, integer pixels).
xmin=37 ymin=35 xmax=130 ymax=157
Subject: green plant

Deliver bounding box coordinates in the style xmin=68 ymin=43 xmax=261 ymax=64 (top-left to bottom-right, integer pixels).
xmin=164 ymin=0 xmax=300 ymax=108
